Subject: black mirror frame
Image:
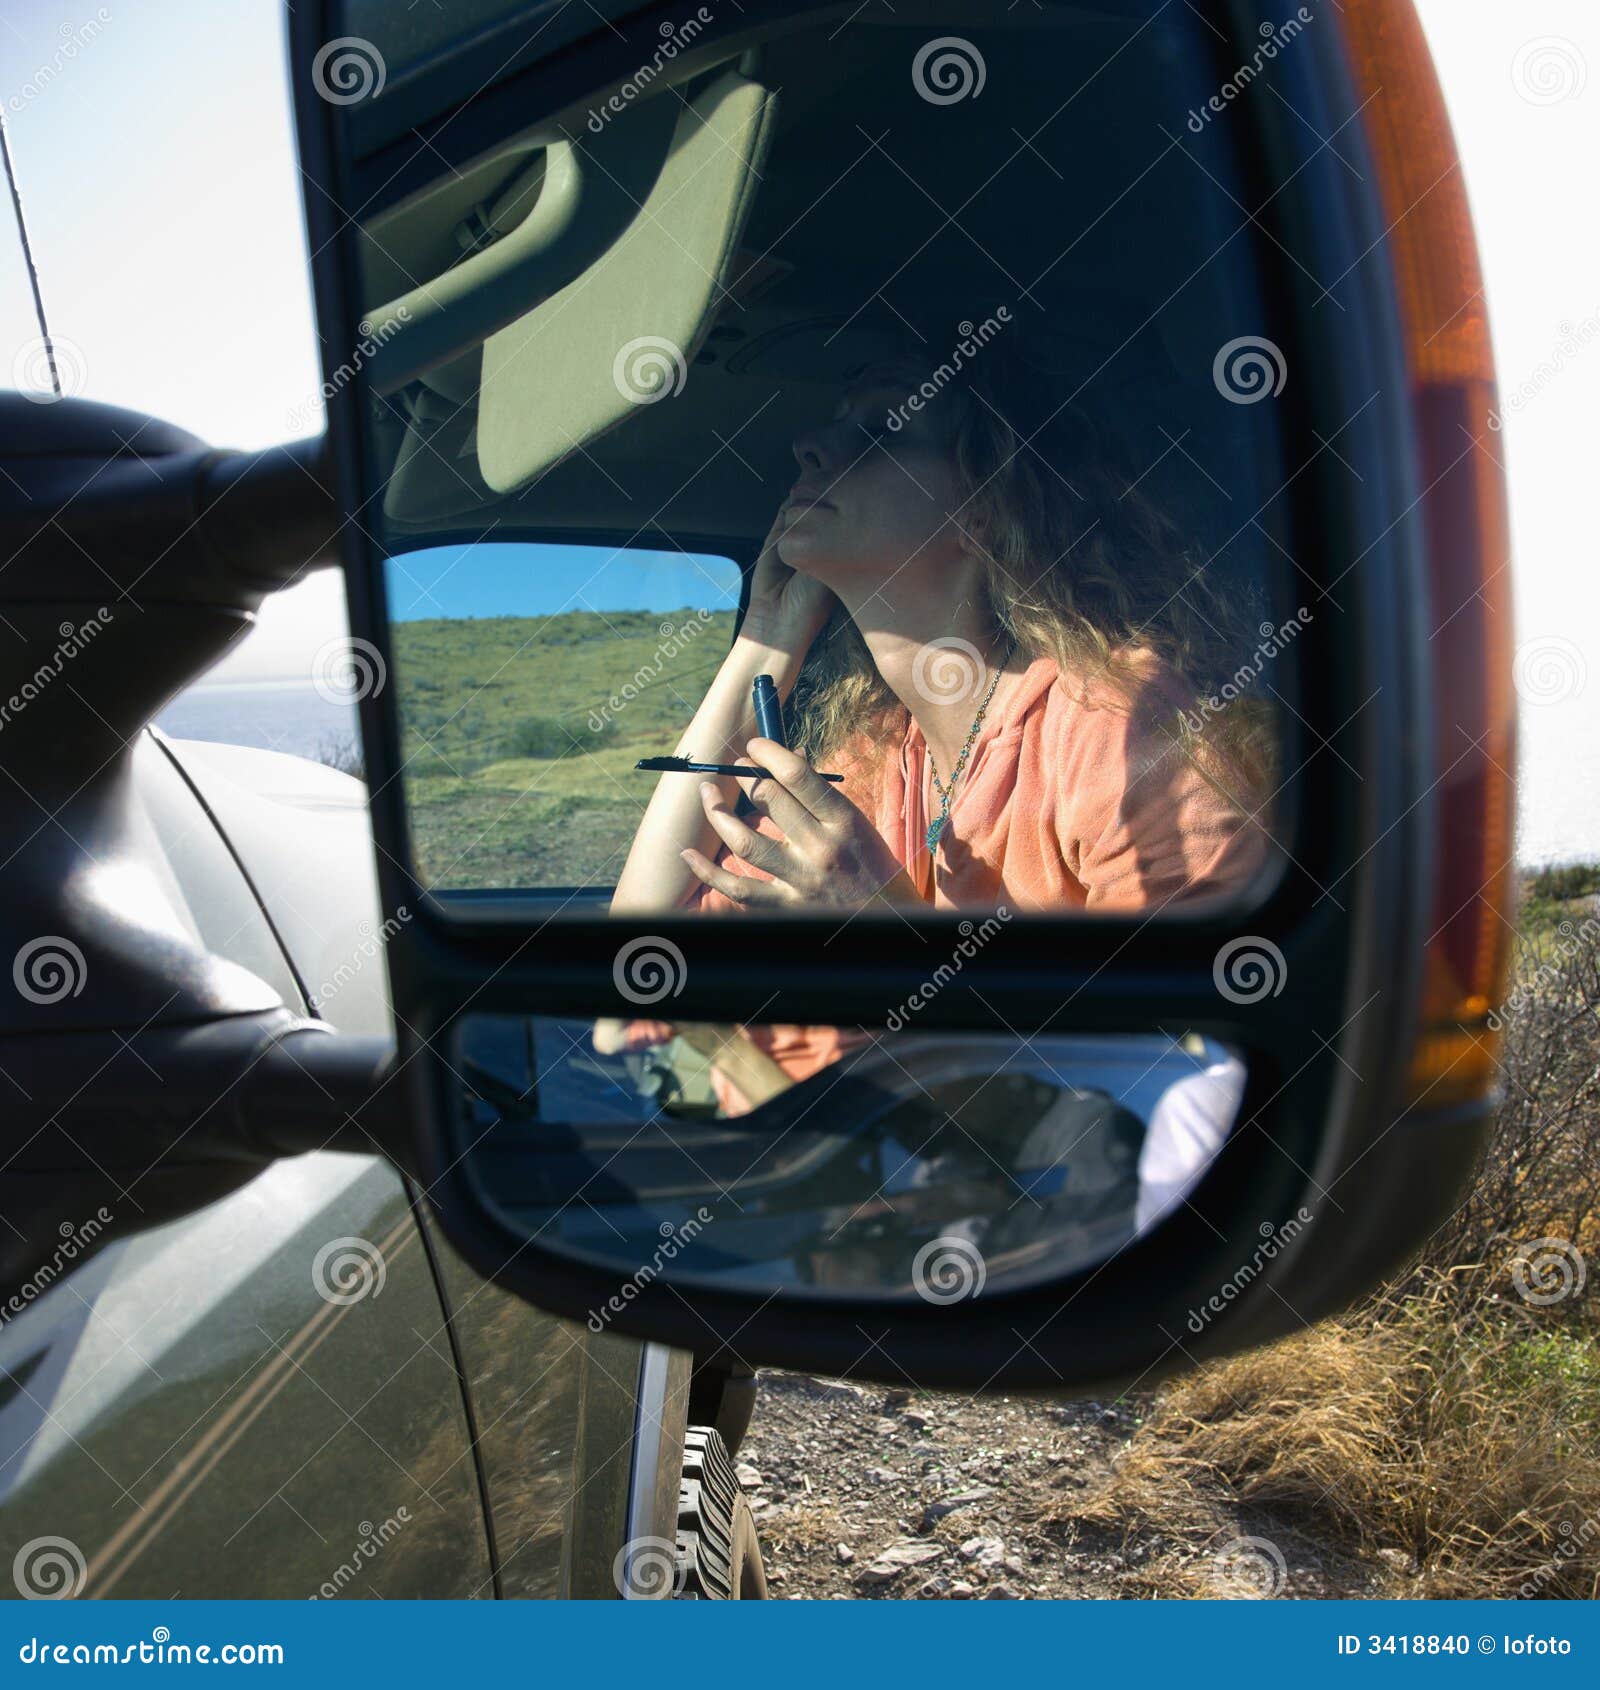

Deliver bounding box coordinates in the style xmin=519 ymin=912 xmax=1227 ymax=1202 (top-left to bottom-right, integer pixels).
xmin=289 ymin=0 xmax=1486 ymax=1387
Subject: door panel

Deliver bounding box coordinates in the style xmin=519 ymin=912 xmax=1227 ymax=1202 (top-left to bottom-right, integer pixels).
xmin=419 ymin=1197 xmax=652 ymax=1598
xmin=0 ymin=1154 xmax=491 ymax=1599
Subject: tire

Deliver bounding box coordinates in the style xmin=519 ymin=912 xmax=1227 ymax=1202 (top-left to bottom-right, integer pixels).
xmin=675 ymin=1427 xmax=768 ymax=1599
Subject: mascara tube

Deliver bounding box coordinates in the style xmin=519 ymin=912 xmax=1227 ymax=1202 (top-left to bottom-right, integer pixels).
xmin=752 ymin=673 xmax=786 ymax=746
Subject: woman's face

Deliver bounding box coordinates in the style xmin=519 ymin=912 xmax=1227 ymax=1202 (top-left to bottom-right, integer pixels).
xmin=776 ymin=363 xmax=977 ymax=600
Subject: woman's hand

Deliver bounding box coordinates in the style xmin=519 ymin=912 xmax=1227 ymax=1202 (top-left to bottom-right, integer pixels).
xmin=681 ymin=738 xmax=922 ymax=910
xmin=608 ymin=503 xmax=837 ymax=920
xmin=737 ymin=510 xmax=838 ymax=661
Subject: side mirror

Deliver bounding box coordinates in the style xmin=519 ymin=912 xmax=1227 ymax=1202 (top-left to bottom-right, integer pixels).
xmin=283 ymin=0 xmax=1516 ymax=1387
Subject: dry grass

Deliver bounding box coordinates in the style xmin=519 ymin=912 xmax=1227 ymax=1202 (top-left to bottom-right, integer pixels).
xmin=756 ymin=1500 xmax=853 ymax=1561
xmin=1055 ymin=875 xmax=1600 ymax=1600
xmin=1064 ymin=1275 xmax=1600 ymax=1598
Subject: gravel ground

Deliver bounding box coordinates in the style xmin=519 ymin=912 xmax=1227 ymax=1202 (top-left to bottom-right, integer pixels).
xmin=738 ymin=1371 xmax=1140 ymax=1600
xmin=739 ymin=1371 xmax=1387 ymax=1600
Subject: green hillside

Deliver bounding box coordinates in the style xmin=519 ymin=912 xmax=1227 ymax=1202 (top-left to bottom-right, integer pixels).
xmin=391 ymin=607 xmax=735 ymax=890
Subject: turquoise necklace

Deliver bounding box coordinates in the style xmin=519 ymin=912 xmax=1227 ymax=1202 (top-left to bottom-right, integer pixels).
xmin=925 ymin=661 xmax=1006 ymax=856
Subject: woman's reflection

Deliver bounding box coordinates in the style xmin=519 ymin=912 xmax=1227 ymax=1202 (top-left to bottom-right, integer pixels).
xmin=599 ymin=326 xmax=1272 ymax=1112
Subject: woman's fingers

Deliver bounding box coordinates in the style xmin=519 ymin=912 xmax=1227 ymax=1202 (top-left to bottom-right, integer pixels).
xmin=734 ymin=760 xmax=825 ymax=843
xmin=745 ymin=737 xmax=850 ymax=825
xmin=698 ymin=782 xmax=794 ymax=879
xmin=680 ymin=846 xmax=790 ymax=906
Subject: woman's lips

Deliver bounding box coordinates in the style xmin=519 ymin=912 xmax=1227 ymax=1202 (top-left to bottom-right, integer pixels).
xmin=785 ymin=485 xmax=834 ymax=512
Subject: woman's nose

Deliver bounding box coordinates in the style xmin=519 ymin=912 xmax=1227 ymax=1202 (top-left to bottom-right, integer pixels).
xmin=791 ymin=426 xmax=828 ymax=474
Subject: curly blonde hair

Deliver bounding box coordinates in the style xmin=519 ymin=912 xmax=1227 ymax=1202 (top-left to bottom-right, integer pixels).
xmin=787 ymin=327 xmax=1276 ymax=801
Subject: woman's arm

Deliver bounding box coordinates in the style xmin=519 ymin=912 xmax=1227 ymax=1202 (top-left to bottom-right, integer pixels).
xmin=672 ymin=1021 xmax=793 ymax=1109
xmin=609 ymin=513 xmax=836 ymax=915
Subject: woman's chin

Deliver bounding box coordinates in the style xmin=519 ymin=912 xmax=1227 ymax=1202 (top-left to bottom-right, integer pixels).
xmin=775 ymin=532 xmax=824 ymax=574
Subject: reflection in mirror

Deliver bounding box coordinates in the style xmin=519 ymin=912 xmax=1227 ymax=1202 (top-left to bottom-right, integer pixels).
xmin=452 ymin=1016 xmax=1246 ymax=1301
xmin=349 ymin=2 xmax=1299 ymax=915
xmin=386 ymin=543 xmax=740 ymax=889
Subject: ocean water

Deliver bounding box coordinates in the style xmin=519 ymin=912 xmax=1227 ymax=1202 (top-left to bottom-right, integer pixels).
xmin=155 ymin=680 xmax=357 ymax=762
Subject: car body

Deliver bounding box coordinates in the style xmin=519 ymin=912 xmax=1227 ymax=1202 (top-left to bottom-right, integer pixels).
xmin=0 ymin=728 xmax=705 ymax=1599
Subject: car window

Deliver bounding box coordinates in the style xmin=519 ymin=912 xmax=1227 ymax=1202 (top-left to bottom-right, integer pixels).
xmin=386 ymin=540 xmax=742 ymax=891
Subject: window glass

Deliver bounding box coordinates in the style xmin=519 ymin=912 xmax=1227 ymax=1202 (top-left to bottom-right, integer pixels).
xmin=386 ymin=542 xmax=742 ymax=890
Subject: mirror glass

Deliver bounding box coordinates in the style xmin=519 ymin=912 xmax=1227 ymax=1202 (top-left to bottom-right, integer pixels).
xmin=327 ymin=0 xmax=1303 ymax=922
xmin=453 ymin=1015 xmax=1246 ymax=1300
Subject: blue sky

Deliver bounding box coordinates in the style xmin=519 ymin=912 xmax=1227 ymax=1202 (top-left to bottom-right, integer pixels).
xmin=1 ymin=0 xmax=1594 ymax=861
xmin=386 ymin=544 xmax=740 ymax=620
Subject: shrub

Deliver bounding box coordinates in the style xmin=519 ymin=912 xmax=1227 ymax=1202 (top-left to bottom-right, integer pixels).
xmin=1060 ymin=1272 xmax=1600 ymax=1598
xmin=1050 ymin=909 xmax=1600 ymax=1600
xmin=1526 ymin=860 xmax=1600 ymax=905
xmin=506 ymin=712 xmax=617 ymax=760
xmin=313 ymin=733 xmax=365 ymax=781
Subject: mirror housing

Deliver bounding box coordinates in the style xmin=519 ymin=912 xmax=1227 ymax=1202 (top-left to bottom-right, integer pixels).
xmin=276 ymin=0 xmax=1514 ymax=1388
